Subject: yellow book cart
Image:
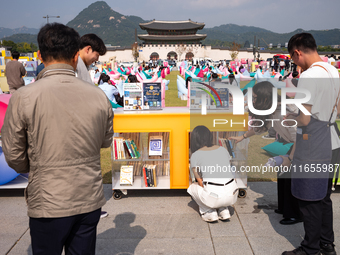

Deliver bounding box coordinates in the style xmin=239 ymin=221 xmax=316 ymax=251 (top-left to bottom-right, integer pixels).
xmin=112 ymin=107 xmax=248 ymax=199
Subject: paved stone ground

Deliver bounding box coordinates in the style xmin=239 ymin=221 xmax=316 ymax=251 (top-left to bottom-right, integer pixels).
xmin=2 ymin=182 xmax=340 ymax=255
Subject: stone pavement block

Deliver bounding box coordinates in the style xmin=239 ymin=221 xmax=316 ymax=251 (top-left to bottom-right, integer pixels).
xmin=234 ymin=182 xmax=278 ymax=215
xmin=208 ymin=207 xmax=245 ymax=237
xmin=103 ymin=189 xmax=195 ymax=215
xmin=6 ymin=230 xmax=32 ymax=255
xmin=212 ymin=237 xmax=253 ymax=255
xmin=96 ymin=237 xmax=214 ymax=255
xmin=0 ymin=216 xmax=29 ymax=255
xmin=97 ymin=213 xmax=210 ymax=239
xmin=248 ymin=236 xmax=303 ymax=255
xmin=238 ymin=213 xmax=304 ymax=238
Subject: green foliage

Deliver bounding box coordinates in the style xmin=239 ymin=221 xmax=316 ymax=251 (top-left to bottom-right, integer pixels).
xmin=1 ymin=39 xmax=37 ymax=53
xmin=203 ymin=26 xmax=340 ymax=48
xmin=317 ymin=45 xmax=340 ymax=52
xmin=2 ymin=40 xmax=17 ymax=51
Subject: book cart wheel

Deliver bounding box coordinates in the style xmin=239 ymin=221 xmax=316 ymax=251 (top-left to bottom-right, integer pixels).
xmin=113 ymin=190 xmax=123 ymax=200
xmin=238 ymin=189 xmax=247 ymax=198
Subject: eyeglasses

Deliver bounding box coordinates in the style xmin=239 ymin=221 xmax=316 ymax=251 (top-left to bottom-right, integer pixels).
xmin=291 ymin=50 xmax=296 ymax=59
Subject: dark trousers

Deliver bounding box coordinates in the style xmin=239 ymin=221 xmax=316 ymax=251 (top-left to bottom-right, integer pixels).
xmin=298 ymin=148 xmax=340 ymax=254
xmin=277 ymin=146 xmax=300 ymax=219
xmin=277 ymin=176 xmax=300 ymax=219
xmin=29 ymin=208 xmax=101 ymax=255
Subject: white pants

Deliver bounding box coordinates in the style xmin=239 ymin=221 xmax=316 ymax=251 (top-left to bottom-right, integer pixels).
xmin=187 ymin=181 xmax=238 ymax=214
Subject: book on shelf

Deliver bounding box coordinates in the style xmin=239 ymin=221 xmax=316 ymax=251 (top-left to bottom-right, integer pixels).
xmin=142 ymin=164 xmax=157 ymax=187
xmin=142 ymin=165 xmax=148 ymax=187
xmin=125 ymin=139 xmax=136 ymax=158
xmin=120 ymin=165 xmax=134 ymax=185
xmin=149 ymin=135 xmax=163 ymax=156
xmin=112 ymin=137 xmax=140 ymax=159
xmin=130 ymin=139 xmax=141 ymax=158
xmin=218 ymin=137 xmax=235 ymax=158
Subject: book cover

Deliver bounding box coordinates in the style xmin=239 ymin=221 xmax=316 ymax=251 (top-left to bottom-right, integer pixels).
xmin=224 ymin=138 xmax=235 ymax=158
xmin=228 ymin=140 xmax=236 ymax=158
xmin=125 ymin=140 xmax=135 ymax=158
xmin=145 ymin=165 xmax=150 ymax=187
xmin=143 ymin=82 xmax=162 ymax=110
xmin=120 ymin=165 xmax=134 ymax=185
xmin=152 ymin=165 xmax=157 ymax=187
xmin=123 ymin=83 xmax=143 ymax=110
xmin=123 ymin=141 xmax=131 ymax=159
xmin=130 ymin=140 xmax=140 ymax=158
xmin=148 ymin=166 xmax=154 ymax=187
xmin=210 ymin=81 xmax=230 ymax=109
xmin=189 ymin=82 xmax=210 ymax=110
xmin=143 ymin=166 xmax=148 ymax=187
xmin=114 ymin=138 xmax=118 ymax=160
xmin=149 ymin=136 xmax=163 ymax=156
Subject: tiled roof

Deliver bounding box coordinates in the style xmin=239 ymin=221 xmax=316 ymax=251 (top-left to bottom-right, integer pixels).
xmin=138 ymin=34 xmax=207 ymax=41
xmin=140 ymin=20 xmax=205 ymax=30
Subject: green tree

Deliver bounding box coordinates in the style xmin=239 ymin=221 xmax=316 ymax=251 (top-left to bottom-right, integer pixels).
xmin=2 ymin=40 xmax=17 ymax=51
xmin=30 ymin=43 xmax=38 ymax=52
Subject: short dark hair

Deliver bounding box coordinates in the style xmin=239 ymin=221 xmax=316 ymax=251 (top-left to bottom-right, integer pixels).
xmin=211 ymin=73 xmax=218 ymax=79
xmin=250 ymin=81 xmax=277 ymax=132
xmin=128 ymin=75 xmax=138 ymax=83
xmin=102 ymin=74 xmax=110 ymax=83
xmin=80 ymin=34 xmax=107 ymax=55
xmin=190 ymin=126 xmax=213 ymax=154
xmin=38 ymin=23 xmax=80 ymax=63
xmin=12 ymin=51 xmax=20 ymax=60
xmin=288 ymin=33 xmax=317 ymax=55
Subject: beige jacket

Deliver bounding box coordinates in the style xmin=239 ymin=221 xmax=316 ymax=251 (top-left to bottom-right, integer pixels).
xmin=2 ymin=64 xmax=113 ymax=218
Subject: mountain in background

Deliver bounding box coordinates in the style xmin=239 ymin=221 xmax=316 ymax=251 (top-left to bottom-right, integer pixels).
xmin=1 ymin=33 xmax=38 ymax=45
xmin=202 ymin=25 xmax=340 ymax=47
xmin=1 ymin=1 xmax=340 ymax=48
xmin=66 ymin=1 xmax=146 ymax=46
xmin=0 ymin=26 xmax=39 ymax=39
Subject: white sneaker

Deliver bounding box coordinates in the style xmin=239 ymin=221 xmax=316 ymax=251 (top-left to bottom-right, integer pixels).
xmin=262 ymin=134 xmax=275 ymax=139
xmin=201 ymin=209 xmax=218 ymax=222
xmin=100 ymin=211 xmax=108 ymax=218
xmin=218 ymin=207 xmax=231 ymax=220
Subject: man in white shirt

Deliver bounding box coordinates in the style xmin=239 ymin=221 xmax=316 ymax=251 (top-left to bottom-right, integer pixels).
xmin=77 ymin=34 xmax=107 ymax=84
xmin=98 ymin=74 xmax=119 ymax=104
xmin=328 ymin=54 xmax=336 ymax=65
xmin=282 ymin=33 xmax=340 ymax=255
xmin=76 ymin=34 xmax=109 ymax=219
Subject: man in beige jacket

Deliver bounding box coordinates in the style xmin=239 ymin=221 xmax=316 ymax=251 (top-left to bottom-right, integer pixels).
xmin=2 ymin=23 xmax=113 ymax=254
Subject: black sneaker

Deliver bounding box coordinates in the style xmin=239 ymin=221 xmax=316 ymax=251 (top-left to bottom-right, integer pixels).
xmin=282 ymin=246 xmax=321 ymax=255
xmin=320 ymin=242 xmax=336 ymax=255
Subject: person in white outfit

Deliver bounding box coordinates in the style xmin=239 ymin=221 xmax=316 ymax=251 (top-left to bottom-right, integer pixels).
xmin=187 ymin=125 xmax=238 ymax=222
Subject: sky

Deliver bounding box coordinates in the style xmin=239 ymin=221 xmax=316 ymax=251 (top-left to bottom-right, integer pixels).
xmin=1 ymin=0 xmax=340 ymax=34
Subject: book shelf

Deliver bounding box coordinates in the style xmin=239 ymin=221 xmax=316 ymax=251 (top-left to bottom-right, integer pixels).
xmin=111 ymin=132 xmax=171 ymax=193
xmin=112 ymin=107 xmax=248 ymax=199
